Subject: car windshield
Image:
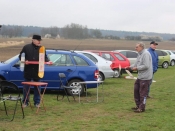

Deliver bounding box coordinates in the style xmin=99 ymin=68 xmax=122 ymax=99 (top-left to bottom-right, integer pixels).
xmin=171 ymin=51 xmax=175 ymax=54
xmin=4 ymin=55 xmax=18 ymax=64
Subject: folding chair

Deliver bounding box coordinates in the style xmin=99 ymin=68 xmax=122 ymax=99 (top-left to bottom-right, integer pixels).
xmin=57 ymin=73 xmax=76 ymax=102
xmin=0 ymin=81 xmax=24 ymax=121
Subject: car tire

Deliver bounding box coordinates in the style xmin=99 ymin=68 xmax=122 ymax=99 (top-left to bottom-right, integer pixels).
xmin=162 ymin=62 xmax=169 ymax=68
xmin=67 ymin=79 xmax=84 ymax=96
xmin=113 ymin=69 xmax=121 ymax=78
xmin=98 ymin=72 xmax=105 ymax=81
xmin=170 ymin=60 xmax=175 ymax=66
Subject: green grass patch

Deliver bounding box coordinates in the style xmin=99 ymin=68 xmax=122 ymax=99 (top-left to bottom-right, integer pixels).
xmin=0 ymin=67 xmax=175 ymax=131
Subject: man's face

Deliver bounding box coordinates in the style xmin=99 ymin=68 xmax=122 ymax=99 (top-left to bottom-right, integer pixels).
xmin=33 ymin=39 xmax=41 ymax=46
xmin=150 ymin=44 xmax=157 ymax=50
xmin=135 ymin=44 xmax=143 ymax=52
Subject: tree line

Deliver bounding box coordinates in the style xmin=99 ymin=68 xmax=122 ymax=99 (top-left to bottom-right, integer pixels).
xmin=0 ymin=24 xmax=103 ymax=39
xmin=0 ymin=24 xmax=174 ymax=41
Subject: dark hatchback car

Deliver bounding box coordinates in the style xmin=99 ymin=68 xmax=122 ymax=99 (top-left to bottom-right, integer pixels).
xmin=0 ymin=49 xmax=99 ymax=95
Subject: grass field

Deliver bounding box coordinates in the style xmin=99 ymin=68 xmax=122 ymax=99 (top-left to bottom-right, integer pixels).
xmin=0 ymin=38 xmax=175 ymax=131
xmin=0 ymin=67 xmax=175 ymax=131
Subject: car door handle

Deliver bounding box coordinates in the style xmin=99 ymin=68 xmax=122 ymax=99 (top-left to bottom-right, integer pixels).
xmin=67 ymin=69 xmax=73 ymax=72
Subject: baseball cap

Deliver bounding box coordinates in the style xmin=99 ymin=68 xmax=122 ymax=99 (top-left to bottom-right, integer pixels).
xmin=150 ymin=41 xmax=158 ymax=45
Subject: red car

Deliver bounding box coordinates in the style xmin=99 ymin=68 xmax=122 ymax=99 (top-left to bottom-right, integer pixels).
xmin=85 ymin=50 xmax=130 ymax=77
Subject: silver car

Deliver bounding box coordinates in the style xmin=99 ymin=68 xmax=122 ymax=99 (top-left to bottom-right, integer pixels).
xmin=113 ymin=50 xmax=138 ymax=65
xmin=75 ymin=51 xmax=115 ymax=81
xmin=163 ymin=50 xmax=175 ymax=66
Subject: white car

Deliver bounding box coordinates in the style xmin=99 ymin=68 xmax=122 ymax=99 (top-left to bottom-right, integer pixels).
xmin=75 ymin=51 xmax=115 ymax=81
xmin=163 ymin=50 xmax=175 ymax=66
xmin=113 ymin=50 xmax=138 ymax=65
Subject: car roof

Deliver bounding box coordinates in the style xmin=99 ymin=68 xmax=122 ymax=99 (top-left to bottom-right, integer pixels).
xmin=75 ymin=51 xmax=109 ymax=61
xmin=85 ymin=50 xmax=121 ymax=53
xmin=114 ymin=50 xmax=137 ymax=52
xmin=46 ymin=49 xmax=75 ymax=54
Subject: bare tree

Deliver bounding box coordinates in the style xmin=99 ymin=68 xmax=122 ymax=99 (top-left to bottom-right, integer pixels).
xmin=61 ymin=23 xmax=89 ymax=39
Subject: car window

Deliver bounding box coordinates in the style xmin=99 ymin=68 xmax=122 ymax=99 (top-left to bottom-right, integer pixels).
xmin=4 ymin=55 xmax=19 ymax=64
xmin=162 ymin=51 xmax=167 ymax=56
xmin=73 ymin=55 xmax=89 ymax=66
xmin=101 ymin=53 xmax=114 ymax=61
xmin=155 ymin=50 xmax=163 ymax=56
xmin=166 ymin=51 xmax=171 ymax=55
xmin=119 ymin=51 xmax=127 ymax=57
xmin=114 ymin=53 xmax=125 ymax=61
xmin=171 ymin=51 xmax=175 ymax=54
xmin=82 ymin=53 xmax=98 ymax=63
xmin=48 ymin=54 xmax=73 ymax=66
xmin=127 ymin=52 xmax=138 ymax=58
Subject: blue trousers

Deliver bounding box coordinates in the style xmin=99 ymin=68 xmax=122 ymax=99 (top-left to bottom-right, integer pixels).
xmin=23 ymin=78 xmax=41 ymax=105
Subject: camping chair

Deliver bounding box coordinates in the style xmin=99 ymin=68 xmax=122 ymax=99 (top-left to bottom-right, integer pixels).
xmin=57 ymin=73 xmax=76 ymax=102
xmin=0 ymin=81 xmax=24 ymax=121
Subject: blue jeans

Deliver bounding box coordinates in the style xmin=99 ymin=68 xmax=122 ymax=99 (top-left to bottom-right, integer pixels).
xmin=23 ymin=78 xmax=41 ymax=105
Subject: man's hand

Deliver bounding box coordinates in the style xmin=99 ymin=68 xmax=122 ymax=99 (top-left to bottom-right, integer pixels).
xmin=125 ymin=66 xmax=131 ymax=70
xmin=132 ymin=67 xmax=137 ymax=71
xmin=25 ymin=60 xmax=29 ymax=65
xmin=47 ymin=61 xmax=53 ymax=66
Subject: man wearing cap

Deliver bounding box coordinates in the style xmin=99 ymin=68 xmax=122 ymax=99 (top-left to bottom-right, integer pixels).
xmin=147 ymin=41 xmax=159 ymax=98
xmin=125 ymin=42 xmax=153 ymax=113
xmin=19 ymin=35 xmax=49 ymax=108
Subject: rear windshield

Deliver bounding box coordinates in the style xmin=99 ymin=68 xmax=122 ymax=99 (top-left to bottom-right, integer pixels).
xmin=4 ymin=55 xmax=18 ymax=64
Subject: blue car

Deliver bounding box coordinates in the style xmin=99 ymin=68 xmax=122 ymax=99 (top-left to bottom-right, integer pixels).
xmin=0 ymin=49 xmax=99 ymax=95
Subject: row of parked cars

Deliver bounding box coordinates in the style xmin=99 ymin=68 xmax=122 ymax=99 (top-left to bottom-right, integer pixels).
xmin=0 ymin=48 xmax=174 ymax=95
xmin=115 ymin=49 xmax=175 ymax=69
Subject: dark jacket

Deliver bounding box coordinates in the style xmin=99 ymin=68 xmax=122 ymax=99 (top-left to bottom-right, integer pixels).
xmin=19 ymin=43 xmax=49 ymax=79
xmin=147 ymin=47 xmax=159 ymax=73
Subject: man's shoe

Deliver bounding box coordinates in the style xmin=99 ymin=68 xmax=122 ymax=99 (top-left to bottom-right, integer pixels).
xmin=134 ymin=108 xmax=145 ymax=113
xmin=131 ymin=107 xmax=138 ymax=110
xmin=35 ymin=104 xmax=40 ymax=108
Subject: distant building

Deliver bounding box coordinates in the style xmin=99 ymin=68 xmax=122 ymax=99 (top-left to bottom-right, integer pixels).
xmin=44 ymin=34 xmax=52 ymax=38
xmin=140 ymin=35 xmax=163 ymax=41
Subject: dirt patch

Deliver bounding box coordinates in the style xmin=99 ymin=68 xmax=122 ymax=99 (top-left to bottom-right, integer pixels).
xmin=0 ymin=38 xmax=175 ymax=61
xmin=0 ymin=40 xmax=24 ymax=48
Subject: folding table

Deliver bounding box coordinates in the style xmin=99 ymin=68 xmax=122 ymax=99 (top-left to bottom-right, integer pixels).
xmin=21 ymin=82 xmax=48 ymax=114
xmin=78 ymin=81 xmax=104 ymax=103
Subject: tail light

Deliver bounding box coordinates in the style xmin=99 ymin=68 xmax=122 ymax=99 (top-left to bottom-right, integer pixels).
xmin=110 ymin=63 xmax=114 ymax=70
xmin=94 ymin=70 xmax=99 ymax=79
xmin=110 ymin=62 xmax=116 ymax=70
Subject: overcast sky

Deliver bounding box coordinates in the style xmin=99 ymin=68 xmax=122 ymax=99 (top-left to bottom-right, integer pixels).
xmin=1 ymin=0 xmax=175 ymax=34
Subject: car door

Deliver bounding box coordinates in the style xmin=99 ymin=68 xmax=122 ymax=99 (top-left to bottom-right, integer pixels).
xmin=43 ymin=53 xmax=76 ymax=89
xmin=82 ymin=52 xmax=114 ymax=78
xmin=155 ymin=50 xmax=164 ymax=66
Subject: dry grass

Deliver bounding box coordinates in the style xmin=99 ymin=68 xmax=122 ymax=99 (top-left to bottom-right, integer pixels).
xmin=0 ymin=38 xmax=175 ymax=61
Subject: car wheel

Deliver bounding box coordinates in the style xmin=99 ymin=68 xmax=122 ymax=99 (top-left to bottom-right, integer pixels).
xmin=162 ymin=62 xmax=169 ymax=68
xmin=170 ymin=60 xmax=175 ymax=66
xmin=98 ymin=72 xmax=105 ymax=81
xmin=113 ymin=69 xmax=121 ymax=78
xmin=67 ymin=79 xmax=84 ymax=96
